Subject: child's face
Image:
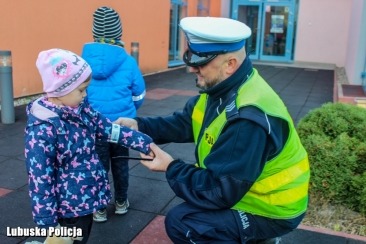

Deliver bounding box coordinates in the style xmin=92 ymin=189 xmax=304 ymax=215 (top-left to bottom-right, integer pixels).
xmin=56 ymin=77 xmax=90 ymax=108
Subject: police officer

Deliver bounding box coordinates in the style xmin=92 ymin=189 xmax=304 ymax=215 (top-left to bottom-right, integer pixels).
xmin=116 ymin=16 xmax=310 ymax=243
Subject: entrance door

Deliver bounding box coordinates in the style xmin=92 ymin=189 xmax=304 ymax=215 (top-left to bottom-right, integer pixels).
xmin=168 ymin=0 xmax=187 ymax=67
xmin=232 ymin=0 xmax=296 ymax=62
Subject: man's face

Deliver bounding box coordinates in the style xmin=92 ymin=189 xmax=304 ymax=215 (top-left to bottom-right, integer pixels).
xmin=187 ymin=55 xmax=228 ymax=90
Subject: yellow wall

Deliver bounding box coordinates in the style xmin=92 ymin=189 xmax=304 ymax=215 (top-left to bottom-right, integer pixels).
xmin=0 ymin=0 xmax=171 ymax=98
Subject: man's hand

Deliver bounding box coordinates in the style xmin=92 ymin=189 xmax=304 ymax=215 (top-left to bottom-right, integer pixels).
xmin=113 ymin=117 xmax=138 ymax=130
xmin=139 ymin=143 xmax=174 ymax=172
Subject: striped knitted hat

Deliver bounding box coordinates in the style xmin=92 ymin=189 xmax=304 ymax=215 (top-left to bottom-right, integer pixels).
xmin=92 ymin=6 xmax=122 ymax=40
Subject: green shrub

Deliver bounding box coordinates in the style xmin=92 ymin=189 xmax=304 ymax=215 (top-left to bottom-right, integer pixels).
xmin=297 ymin=102 xmax=366 ymax=215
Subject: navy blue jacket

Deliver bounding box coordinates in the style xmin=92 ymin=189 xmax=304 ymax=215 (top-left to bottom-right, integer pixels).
xmin=136 ymin=58 xmax=290 ymax=210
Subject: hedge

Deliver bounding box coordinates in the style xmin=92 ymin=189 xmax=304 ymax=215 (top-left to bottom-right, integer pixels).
xmin=296 ymin=102 xmax=366 ymax=215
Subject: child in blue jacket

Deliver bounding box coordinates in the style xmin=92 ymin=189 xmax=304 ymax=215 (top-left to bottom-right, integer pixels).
xmin=24 ymin=48 xmax=153 ymax=243
xmin=82 ymin=6 xmax=147 ymax=222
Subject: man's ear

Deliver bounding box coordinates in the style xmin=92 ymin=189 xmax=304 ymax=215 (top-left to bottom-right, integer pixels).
xmin=225 ymin=57 xmax=238 ymax=75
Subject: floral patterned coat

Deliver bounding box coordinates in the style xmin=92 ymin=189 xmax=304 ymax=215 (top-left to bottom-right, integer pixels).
xmin=24 ymin=97 xmax=152 ymax=227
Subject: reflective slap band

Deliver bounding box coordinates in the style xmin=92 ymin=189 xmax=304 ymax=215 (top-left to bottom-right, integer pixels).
xmin=111 ymin=124 xmax=120 ymax=143
xmin=132 ymin=90 xmax=146 ymax=101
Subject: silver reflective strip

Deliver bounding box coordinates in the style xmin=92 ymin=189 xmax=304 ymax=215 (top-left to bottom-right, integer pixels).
xmin=132 ymin=90 xmax=146 ymax=101
xmin=264 ymin=113 xmax=271 ymax=135
xmin=110 ymin=124 xmax=120 ymax=143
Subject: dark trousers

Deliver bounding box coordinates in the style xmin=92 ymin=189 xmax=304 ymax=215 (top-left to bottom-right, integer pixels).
xmin=165 ymin=202 xmax=304 ymax=243
xmin=95 ymin=141 xmax=129 ymax=203
xmin=59 ymin=214 xmax=93 ymax=244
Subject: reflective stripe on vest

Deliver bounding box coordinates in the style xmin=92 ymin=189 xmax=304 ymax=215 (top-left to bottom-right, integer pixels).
xmin=191 ymin=68 xmax=309 ymax=218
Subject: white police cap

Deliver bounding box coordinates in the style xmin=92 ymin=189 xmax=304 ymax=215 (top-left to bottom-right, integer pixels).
xmin=180 ymin=16 xmax=251 ymax=55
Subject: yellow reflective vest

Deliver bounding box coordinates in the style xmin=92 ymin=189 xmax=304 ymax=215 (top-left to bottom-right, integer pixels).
xmin=191 ymin=68 xmax=310 ymax=219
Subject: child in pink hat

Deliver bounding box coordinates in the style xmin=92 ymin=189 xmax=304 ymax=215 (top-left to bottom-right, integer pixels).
xmin=24 ymin=48 xmax=153 ymax=243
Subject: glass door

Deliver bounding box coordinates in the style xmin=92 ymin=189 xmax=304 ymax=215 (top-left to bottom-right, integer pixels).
xmin=235 ymin=3 xmax=262 ymax=60
xmin=232 ymin=0 xmax=296 ymax=62
xmin=168 ymin=0 xmax=187 ymax=67
xmin=261 ymin=3 xmax=294 ymax=61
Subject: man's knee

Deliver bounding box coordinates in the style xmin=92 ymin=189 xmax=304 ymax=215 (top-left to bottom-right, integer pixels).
xmin=165 ymin=208 xmax=188 ymax=242
xmin=165 ymin=208 xmax=180 ymax=235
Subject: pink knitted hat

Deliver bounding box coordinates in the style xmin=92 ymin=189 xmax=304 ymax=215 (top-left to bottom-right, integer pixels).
xmin=36 ymin=48 xmax=92 ymax=97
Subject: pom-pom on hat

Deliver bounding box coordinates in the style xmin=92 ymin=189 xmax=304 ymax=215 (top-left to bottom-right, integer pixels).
xmin=179 ymin=17 xmax=251 ymax=67
xmin=36 ymin=49 xmax=92 ymax=97
xmin=92 ymin=6 xmax=122 ymax=40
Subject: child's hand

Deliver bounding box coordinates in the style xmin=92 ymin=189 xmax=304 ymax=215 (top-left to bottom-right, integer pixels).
xmin=114 ymin=117 xmax=138 ymax=130
xmin=42 ymin=224 xmax=83 ymax=244
xmin=44 ymin=235 xmax=74 ymax=244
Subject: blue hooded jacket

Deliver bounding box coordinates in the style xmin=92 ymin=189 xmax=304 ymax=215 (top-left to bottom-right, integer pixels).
xmin=82 ymin=43 xmax=146 ymax=121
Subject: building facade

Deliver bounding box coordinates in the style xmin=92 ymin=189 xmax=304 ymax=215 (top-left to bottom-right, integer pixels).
xmin=0 ymin=0 xmax=365 ymax=100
